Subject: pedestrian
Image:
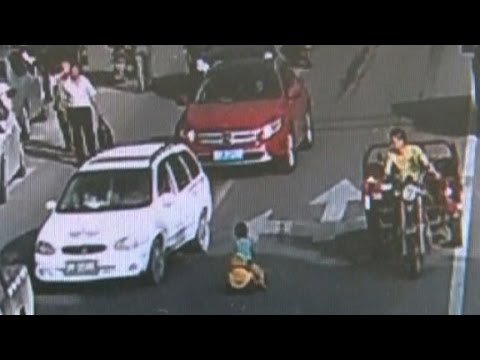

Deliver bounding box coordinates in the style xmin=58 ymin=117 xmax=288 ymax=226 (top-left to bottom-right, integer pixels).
xmin=63 ymin=62 xmax=102 ymax=165
xmin=53 ymin=60 xmax=73 ymax=152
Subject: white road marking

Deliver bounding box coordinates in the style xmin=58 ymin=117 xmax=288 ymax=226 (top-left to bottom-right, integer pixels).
xmin=214 ymin=180 xmax=234 ymax=209
xmin=310 ymin=179 xmax=362 ymax=223
xmin=448 ymin=134 xmax=477 ymax=315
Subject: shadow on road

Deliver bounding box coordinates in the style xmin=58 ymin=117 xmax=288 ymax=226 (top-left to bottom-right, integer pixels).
xmin=392 ymin=96 xmax=472 ymax=136
xmin=24 ymin=140 xmax=76 ymax=167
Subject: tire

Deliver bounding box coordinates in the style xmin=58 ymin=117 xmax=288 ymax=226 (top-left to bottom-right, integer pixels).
xmin=195 ymin=209 xmax=211 ymax=253
xmin=276 ymin=133 xmax=297 ymax=174
xmin=404 ymin=235 xmax=423 ymax=280
xmin=144 ymin=237 xmax=166 ymax=286
xmin=0 ymin=155 xmax=6 ymax=205
xmin=299 ymin=110 xmax=314 ymax=151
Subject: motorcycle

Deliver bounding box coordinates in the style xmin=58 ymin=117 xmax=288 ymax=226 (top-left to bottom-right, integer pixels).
xmin=363 ymin=141 xmax=463 ymax=264
xmin=110 ymin=45 xmax=149 ymax=92
xmin=227 ymin=255 xmax=267 ymax=292
xmin=365 ymin=173 xmax=429 ymax=278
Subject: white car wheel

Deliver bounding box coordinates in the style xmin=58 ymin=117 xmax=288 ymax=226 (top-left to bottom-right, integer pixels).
xmin=146 ymin=237 xmax=166 ymax=286
xmin=196 ymin=209 xmax=211 ymax=253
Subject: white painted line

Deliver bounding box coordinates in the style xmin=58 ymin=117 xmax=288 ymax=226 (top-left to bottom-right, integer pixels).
xmin=448 ymin=135 xmax=477 ymax=315
xmin=214 ymin=180 xmax=234 ymax=209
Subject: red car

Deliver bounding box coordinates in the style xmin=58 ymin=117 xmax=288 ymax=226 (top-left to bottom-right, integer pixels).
xmin=175 ymin=58 xmax=313 ymax=173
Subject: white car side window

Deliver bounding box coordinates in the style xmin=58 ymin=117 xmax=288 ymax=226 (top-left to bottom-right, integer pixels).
xmin=168 ymin=154 xmax=191 ymax=192
xmin=157 ymin=160 xmax=174 ymax=196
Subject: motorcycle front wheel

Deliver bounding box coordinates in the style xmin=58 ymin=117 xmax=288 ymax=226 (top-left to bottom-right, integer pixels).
xmin=404 ymin=234 xmax=424 ymax=279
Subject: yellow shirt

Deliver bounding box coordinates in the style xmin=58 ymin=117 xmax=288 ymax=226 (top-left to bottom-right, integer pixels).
xmin=385 ymin=145 xmax=429 ymax=182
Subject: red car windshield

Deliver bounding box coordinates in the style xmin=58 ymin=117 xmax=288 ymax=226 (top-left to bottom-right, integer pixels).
xmin=195 ymin=64 xmax=282 ymax=104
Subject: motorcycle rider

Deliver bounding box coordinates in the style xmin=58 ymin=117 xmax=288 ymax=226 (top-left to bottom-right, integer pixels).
xmin=232 ymin=222 xmax=266 ymax=289
xmin=384 ymin=128 xmax=442 ymax=251
xmin=385 ymin=128 xmax=441 ymax=182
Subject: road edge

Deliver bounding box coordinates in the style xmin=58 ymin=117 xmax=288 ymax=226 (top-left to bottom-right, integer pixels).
xmin=448 ymin=59 xmax=478 ymax=315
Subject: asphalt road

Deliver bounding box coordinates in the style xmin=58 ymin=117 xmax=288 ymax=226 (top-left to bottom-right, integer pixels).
xmin=0 ymin=45 xmax=475 ymax=315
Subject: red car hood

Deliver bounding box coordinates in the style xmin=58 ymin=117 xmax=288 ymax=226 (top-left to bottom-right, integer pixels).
xmin=186 ymin=99 xmax=285 ymax=131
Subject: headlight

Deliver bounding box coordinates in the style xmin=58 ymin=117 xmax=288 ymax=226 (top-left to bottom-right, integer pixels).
xmin=402 ymin=185 xmax=418 ymax=202
xmin=264 ymin=51 xmax=274 ymax=60
xmin=114 ymin=237 xmax=139 ymax=251
xmin=180 ymin=129 xmax=196 ymax=143
xmin=35 ymin=241 xmax=55 ymax=255
xmin=261 ymin=118 xmax=283 ymax=140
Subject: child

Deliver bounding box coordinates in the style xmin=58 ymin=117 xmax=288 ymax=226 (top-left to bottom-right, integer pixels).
xmin=233 ymin=222 xmax=266 ymax=289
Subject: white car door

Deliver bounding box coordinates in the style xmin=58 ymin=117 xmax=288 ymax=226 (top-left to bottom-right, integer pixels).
xmin=178 ymin=150 xmax=204 ymax=234
xmin=155 ymin=159 xmax=183 ymax=249
xmin=167 ymin=154 xmax=194 ymax=247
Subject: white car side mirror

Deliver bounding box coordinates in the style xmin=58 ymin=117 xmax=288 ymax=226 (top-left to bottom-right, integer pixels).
xmin=45 ymin=200 xmax=57 ymax=211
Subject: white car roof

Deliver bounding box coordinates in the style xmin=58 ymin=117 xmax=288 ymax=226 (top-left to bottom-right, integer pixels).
xmin=80 ymin=143 xmax=170 ymax=172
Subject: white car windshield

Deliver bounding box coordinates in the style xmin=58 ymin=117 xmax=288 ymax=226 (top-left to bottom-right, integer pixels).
xmin=57 ymin=170 xmax=152 ymax=213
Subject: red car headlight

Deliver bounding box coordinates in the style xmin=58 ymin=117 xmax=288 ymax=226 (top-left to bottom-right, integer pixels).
xmin=261 ymin=118 xmax=283 ymax=140
xmin=180 ymin=129 xmax=196 ymax=143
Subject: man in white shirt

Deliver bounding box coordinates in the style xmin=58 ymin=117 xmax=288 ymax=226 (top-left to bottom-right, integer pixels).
xmin=63 ymin=62 xmax=102 ymax=165
xmin=53 ymin=60 xmax=72 ymax=152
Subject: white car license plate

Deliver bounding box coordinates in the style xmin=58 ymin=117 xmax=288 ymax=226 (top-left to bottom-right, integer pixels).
xmin=213 ymin=149 xmax=244 ymax=162
xmin=65 ymin=261 xmax=98 ymax=276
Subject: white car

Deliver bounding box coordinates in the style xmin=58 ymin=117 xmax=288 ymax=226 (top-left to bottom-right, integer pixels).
xmin=0 ymin=264 xmax=34 ymax=315
xmin=0 ymin=85 xmax=27 ymax=205
xmin=35 ymin=142 xmax=213 ymax=285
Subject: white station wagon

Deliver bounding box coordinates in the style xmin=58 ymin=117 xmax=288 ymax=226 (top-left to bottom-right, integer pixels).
xmin=35 ymin=142 xmax=213 ymax=285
